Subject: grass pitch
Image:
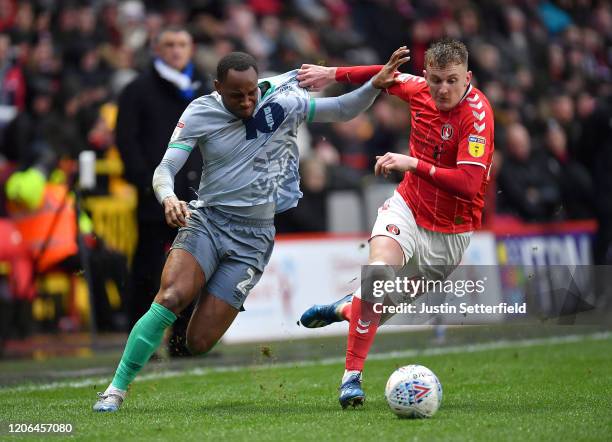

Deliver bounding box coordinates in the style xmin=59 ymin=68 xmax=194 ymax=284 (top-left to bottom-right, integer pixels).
xmin=1 ymin=333 xmax=611 ymax=441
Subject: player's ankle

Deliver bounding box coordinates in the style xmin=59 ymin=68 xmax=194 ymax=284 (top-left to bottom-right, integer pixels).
xmin=336 ymin=302 xmax=352 ymax=321
xmin=106 ymin=384 xmax=127 ymax=398
xmin=342 ymin=369 xmax=362 ymax=384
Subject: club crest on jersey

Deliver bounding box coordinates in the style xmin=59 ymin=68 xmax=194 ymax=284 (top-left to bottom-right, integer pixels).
xmin=386 ymin=224 xmax=400 ymax=235
xmin=441 ymin=123 xmax=454 ymax=141
xmin=468 ymin=135 xmax=486 ymax=158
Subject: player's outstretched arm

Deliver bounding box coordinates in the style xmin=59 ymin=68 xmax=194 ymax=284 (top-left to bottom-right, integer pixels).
xmin=298 ymin=48 xmax=409 ymax=90
xmin=309 ymin=47 xmax=410 ymax=123
xmin=152 ymin=148 xmax=192 ymax=228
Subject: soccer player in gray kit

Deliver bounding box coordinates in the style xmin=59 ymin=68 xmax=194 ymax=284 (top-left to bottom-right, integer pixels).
xmin=94 ymin=48 xmax=409 ymax=412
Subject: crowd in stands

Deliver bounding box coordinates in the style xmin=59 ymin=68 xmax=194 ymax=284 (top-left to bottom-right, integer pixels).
xmin=1 ymin=0 xmax=611 ymax=259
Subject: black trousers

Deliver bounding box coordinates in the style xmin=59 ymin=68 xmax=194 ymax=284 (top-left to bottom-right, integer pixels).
xmin=128 ymin=220 xmax=193 ymax=357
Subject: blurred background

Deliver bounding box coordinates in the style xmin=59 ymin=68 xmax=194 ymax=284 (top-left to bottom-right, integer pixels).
xmin=0 ymin=0 xmax=611 ymax=371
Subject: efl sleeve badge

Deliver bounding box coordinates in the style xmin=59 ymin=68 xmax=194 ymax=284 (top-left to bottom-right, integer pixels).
xmin=467 ymin=135 xmax=486 ymax=158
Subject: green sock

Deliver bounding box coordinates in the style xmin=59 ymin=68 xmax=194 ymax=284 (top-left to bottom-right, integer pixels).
xmin=111 ymin=303 xmax=176 ymax=390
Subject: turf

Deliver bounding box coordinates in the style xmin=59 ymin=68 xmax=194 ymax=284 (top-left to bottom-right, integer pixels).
xmin=0 ymin=334 xmax=610 ymax=441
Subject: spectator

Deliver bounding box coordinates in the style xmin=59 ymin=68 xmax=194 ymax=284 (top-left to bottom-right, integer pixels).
xmin=543 ymin=122 xmax=593 ymax=219
xmin=497 ymin=123 xmax=562 ymax=222
xmin=0 ymin=32 xmax=25 ymax=116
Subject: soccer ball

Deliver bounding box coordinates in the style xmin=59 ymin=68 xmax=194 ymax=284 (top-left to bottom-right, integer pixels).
xmin=384 ymin=364 xmax=443 ymax=418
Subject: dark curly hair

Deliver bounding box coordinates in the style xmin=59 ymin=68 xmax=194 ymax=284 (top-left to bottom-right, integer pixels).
xmin=216 ymin=52 xmax=259 ymax=82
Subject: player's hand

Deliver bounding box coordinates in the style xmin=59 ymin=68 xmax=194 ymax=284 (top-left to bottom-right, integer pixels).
xmin=372 ymin=46 xmax=411 ymax=90
xmin=297 ymin=64 xmax=337 ymax=91
xmin=163 ymin=195 xmax=191 ymax=228
xmin=375 ymin=152 xmax=418 ymax=177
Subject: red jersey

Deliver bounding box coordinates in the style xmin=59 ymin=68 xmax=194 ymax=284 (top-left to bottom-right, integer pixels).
xmin=336 ymin=67 xmax=494 ymax=233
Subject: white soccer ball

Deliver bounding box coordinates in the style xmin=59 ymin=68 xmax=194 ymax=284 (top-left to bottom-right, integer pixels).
xmin=385 ymin=364 xmax=443 ymax=418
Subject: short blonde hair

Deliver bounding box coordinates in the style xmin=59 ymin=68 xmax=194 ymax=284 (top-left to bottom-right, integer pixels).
xmin=425 ymin=39 xmax=468 ymax=69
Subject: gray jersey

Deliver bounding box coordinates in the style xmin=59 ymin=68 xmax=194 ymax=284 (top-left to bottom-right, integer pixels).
xmin=168 ymin=70 xmax=309 ymax=213
xmin=154 ymin=71 xmax=381 ymax=218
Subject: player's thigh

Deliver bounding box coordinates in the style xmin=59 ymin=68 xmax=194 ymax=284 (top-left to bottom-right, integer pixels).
xmin=155 ymin=208 xmax=222 ymax=314
xmin=154 ymin=248 xmax=206 ymax=314
xmin=186 ymin=290 xmax=239 ymax=354
xmin=208 ymin=219 xmax=274 ymax=309
xmin=185 ymin=256 xmax=268 ymax=353
xmin=369 ymin=191 xmax=418 ymax=265
xmin=170 ymin=207 xmax=221 ymax=282
xmin=369 ymin=236 xmax=404 ymax=266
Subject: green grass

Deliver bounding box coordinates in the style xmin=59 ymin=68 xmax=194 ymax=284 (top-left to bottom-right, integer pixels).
xmin=0 ymin=334 xmax=611 ymax=441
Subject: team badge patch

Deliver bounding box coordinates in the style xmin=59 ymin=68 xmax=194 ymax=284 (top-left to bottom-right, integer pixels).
xmin=386 ymin=224 xmax=400 ymax=235
xmin=467 ymin=135 xmax=486 ymax=158
xmin=441 ymin=123 xmax=453 ymax=141
xmin=170 ymin=122 xmax=185 ymax=142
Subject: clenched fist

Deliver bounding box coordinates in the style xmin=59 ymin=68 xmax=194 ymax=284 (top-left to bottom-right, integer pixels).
xmin=163 ymin=195 xmax=191 ymax=228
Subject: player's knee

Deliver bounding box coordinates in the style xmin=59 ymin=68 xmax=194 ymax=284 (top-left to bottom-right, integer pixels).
xmin=186 ymin=334 xmax=216 ymax=355
xmin=154 ymin=287 xmax=188 ymax=315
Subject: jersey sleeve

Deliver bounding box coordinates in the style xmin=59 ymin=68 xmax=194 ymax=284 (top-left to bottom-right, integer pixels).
xmin=292 ymin=81 xmax=311 ymax=122
xmin=335 ymin=65 xmax=383 ymax=84
xmin=261 ymin=70 xmax=312 ymax=123
xmin=387 ymin=73 xmax=427 ymax=103
xmin=167 ymin=99 xmax=208 ymax=153
xmin=456 ymin=95 xmax=494 ymax=169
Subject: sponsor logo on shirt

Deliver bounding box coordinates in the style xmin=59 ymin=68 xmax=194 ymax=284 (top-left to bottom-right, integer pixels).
xmin=467 ymin=135 xmax=486 ymax=158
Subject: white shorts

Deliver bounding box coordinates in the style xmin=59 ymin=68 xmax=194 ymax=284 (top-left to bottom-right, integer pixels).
xmin=370 ymin=191 xmax=471 ymax=281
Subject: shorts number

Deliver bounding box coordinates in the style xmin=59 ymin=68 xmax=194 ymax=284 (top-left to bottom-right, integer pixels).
xmin=237 ymin=268 xmax=255 ymax=295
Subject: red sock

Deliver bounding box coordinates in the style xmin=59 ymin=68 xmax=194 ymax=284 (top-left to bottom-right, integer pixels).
xmin=345 ymin=297 xmax=381 ymax=371
xmin=340 ymin=302 xmax=352 ymax=321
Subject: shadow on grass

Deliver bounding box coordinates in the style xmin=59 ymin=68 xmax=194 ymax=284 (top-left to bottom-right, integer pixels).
xmin=196 ymin=400 xmax=358 ymax=415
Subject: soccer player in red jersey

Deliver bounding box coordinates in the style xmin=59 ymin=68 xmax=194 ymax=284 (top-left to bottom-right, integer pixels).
xmin=297 ymin=39 xmax=495 ymax=408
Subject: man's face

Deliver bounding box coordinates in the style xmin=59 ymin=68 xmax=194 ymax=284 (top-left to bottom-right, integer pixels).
xmin=424 ymin=63 xmax=472 ymax=112
xmin=156 ymin=30 xmax=192 ymax=71
xmin=215 ymin=67 xmax=259 ymax=119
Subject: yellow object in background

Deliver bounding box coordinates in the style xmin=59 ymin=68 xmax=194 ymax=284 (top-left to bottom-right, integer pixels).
xmin=83 ymin=195 xmax=138 ymax=263
xmin=49 ymin=168 xmax=67 ymax=184
xmin=74 ymin=277 xmax=90 ymax=325
xmin=79 ymin=212 xmax=94 ymax=235
xmin=5 ymin=168 xmax=46 ymax=210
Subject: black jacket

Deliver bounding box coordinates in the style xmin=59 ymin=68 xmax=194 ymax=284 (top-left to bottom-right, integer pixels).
xmin=116 ymin=64 xmax=211 ymax=221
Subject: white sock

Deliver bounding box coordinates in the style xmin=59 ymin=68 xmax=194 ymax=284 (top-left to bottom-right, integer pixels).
xmin=342 ymin=369 xmax=362 ymax=384
xmin=105 ymin=384 xmax=127 ymax=398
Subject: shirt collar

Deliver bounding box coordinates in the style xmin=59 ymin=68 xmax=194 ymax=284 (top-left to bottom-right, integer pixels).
xmin=458 ymin=83 xmax=473 ymax=104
